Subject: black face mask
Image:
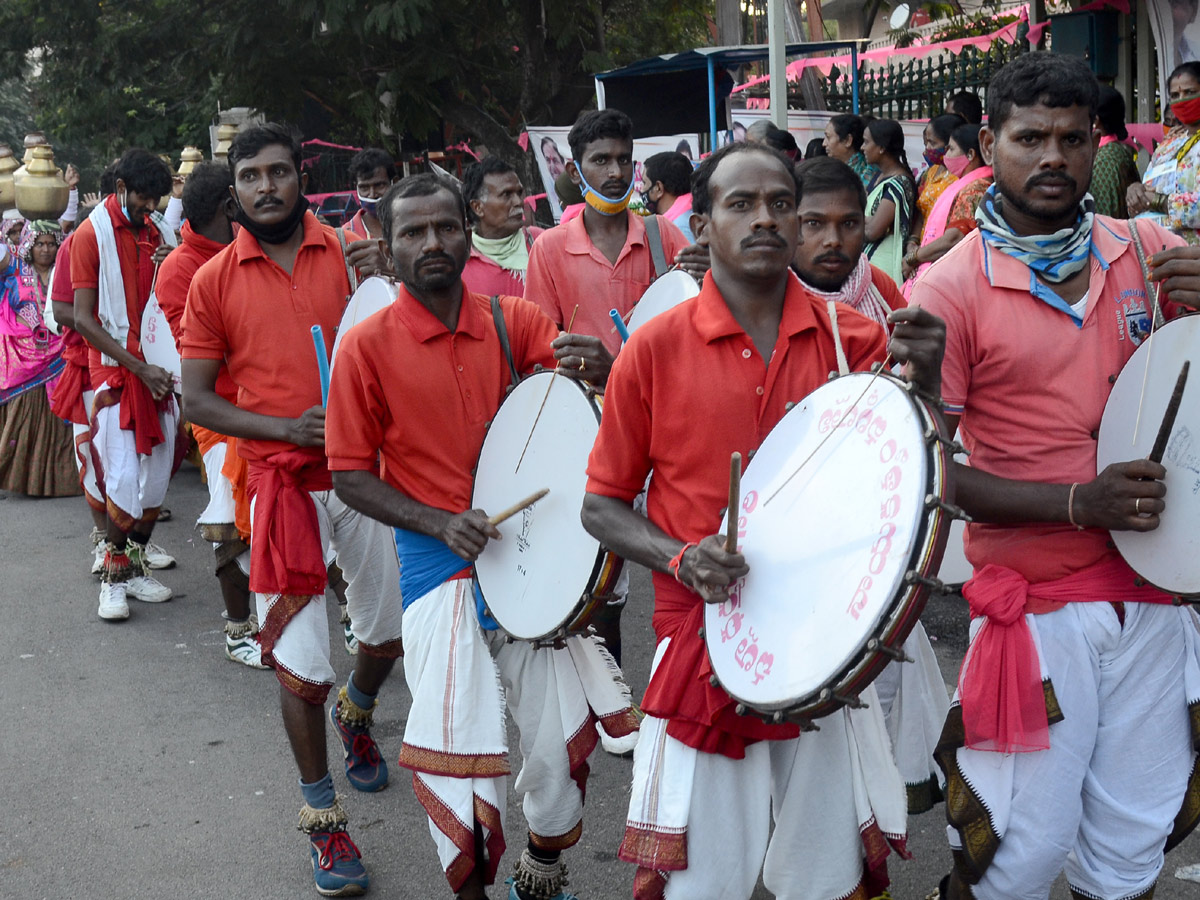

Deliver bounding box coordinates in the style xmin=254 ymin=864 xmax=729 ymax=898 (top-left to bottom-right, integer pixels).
xmin=233 ymin=193 xmax=309 ymax=244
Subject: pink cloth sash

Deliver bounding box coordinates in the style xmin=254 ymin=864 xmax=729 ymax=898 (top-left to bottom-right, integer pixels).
xmin=903 ymin=166 xmax=992 ymax=299
xmin=958 ymin=555 xmax=1173 ymax=753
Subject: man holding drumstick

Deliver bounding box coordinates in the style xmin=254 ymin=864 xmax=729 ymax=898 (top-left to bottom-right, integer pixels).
xmin=914 ymin=53 xmax=1200 ymax=900
xmin=582 ymin=141 xmax=946 ymax=900
xmin=327 ymin=173 xmax=637 ymax=900
xmin=182 ymin=123 xmax=403 ymax=898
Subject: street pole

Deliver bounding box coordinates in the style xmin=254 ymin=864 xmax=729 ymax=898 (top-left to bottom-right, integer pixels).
xmin=769 ymin=0 xmax=787 ymax=128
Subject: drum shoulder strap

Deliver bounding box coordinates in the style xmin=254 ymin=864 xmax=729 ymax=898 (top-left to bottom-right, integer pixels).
xmin=334 ymin=226 xmax=359 ymax=294
xmin=1126 ymin=220 xmax=1168 ymax=329
xmin=490 ymin=294 xmax=520 ymax=390
xmin=643 ymin=214 xmax=669 ymax=280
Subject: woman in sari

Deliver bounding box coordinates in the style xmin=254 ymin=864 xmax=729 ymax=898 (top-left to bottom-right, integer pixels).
xmin=0 ymin=219 xmax=78 ymax=496
xmin=1127 ymin=61 xmax=1200 ymax=242
xmin=901 ymin=123 xmax=993 ymax=293
xmin=908 ymin=113 xmax=965 ymax=257
xmin=823 ymin=114 xmax=879 ymax=190
xmin=862 ymin=118 xmax=918 ymax=285
xmin=1091 ymin=86 xmax=1139 ymax=219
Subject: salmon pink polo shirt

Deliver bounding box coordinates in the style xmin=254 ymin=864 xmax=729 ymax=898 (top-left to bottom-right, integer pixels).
xmin=181 ymin=211 xmax=351 ymax=463
xmin=525 ymin=210 xmax=689 ymax=355
xmin=913 ymin=216 xmax=1185 ymax=583
xmin=325 ymin=287 xmax=559 ymax=513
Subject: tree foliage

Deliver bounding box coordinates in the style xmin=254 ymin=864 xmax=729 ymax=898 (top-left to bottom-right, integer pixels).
xmin=0 ymin=0 xmax=711 ymax=188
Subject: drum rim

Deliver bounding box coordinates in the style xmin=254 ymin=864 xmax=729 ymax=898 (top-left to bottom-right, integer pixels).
xmin=704 ymin=370 xmax=954 ymax=722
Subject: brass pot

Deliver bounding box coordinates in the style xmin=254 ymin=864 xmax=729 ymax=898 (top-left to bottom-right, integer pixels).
xmin=178 ymin=146 xmax=204 ymax=177
xmin=0 ymin=145 xmax=17 ymax=211
xmin=14 ymin=145 xmax=70 ymax=220
xmin=159 ymin=153 xmax=177 ymax=210
xmin=213 ymin=123 xmax=239 ymax=161
xmin=21 ymin=131 xmax=48 ymax=166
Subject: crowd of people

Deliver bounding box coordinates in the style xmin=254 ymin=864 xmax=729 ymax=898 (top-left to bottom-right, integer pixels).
xmin=3 ymin=47 xmax=1200 ymax=900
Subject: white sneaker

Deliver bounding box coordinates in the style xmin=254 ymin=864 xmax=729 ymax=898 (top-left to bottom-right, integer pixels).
xmin=597 ymin=721 xmax=640 ymax=757
xmin=98 ymin=582 xmax=130 ymax=620
xmin=90 ymin=541 xmax=106 ymax=575
xmin=141 ymin=540 xmax=176 ymax=570
xmin=225 ymin=632 xmax=268 ymax=669
xmin=126 ymin=574 xmax=173 ymax=603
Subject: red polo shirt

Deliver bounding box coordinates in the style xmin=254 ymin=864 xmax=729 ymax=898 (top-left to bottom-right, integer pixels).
xmin=461 ymin=227 xmax=544 ymax=299
xmin=326 ymin=285 xmax=558 ymax=512
xmin=50 ymin=230 xmax=87 ymax=365
xmin=525 ymin=211 xmax=689 ymax=354
xmin=181 ymin=211 xmax=350 ymax=463
xmin=914 ymin=216 xmax=1185 ymax=583
xmin=586 ymin=272 xmax=887 ymax=756
xmin=156 ymin=221 xmax=236 ymax=403
xmin=70 ymin=193 xmax=165 ymax=386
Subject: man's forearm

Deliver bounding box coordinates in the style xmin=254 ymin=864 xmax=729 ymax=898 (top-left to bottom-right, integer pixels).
xmin=182 ymin=383 xmax=296 ymax=444
xmin=51 ymin=302 xmax=76 ymax=332
xmin=582 ymin=492 xmax=685 ymax=576
xmin=72 ymin=312 xmax=146 ymax=374
xmin=332 ymin=469 xmax=452 ymax=537
xmin=953 ymin=462 xmax=1070 ymax=525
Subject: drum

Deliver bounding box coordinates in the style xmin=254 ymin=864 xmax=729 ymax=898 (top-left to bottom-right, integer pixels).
xmin=626 ymin=268 xmax=700 ymax=335
xmin=703 ymin=370 xmax=954 ymax=725
xmin=330 ymin=276 xmax=398 ymax=365
xmin=472 ymin=371 xmax=622 ymax=642
xmin=1097 ymin=314 xmax=1200 ymax=597
xmin=140 ymin=293 xmax=181 ymax=391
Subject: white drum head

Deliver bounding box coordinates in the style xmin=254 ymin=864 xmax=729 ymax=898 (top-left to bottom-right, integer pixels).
xmin=627 ymin=269 xmax=700 ymax=335
xmin=1097 ymin=315 xmax=1200 ymax=596
xmin=141 ymin=294 xmax=181 ymax=391
xmin=330 ymin=277 xmax=398 ymax=365
xmin=472 ymin=372 xmax=603 ymax=640
xmin=705 ymin=373 xmax=933 ymax=711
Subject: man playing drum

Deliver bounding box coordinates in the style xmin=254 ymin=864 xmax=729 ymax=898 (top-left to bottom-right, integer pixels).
xmin=581 ymin=141 xmax=946 ymax=900
xmin=912 ymin=53 xmax=1200 ymax=900
xmin=182 ymin=123 xmax=403 ymax=897
xmin=326 ymin=173 xmax=637 ymax=900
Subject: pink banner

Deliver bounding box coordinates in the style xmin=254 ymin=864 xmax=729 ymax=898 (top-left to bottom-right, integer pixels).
xmin=301 ymin=138 xmax=363 ymax=153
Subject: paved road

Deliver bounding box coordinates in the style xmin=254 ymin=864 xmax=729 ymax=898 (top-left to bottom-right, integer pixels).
xmin=4 ymin=467 xmax=1200 ymax=899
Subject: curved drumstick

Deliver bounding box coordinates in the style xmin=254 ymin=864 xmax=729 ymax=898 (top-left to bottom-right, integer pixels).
xmin=725 ymin=452 xmax=742 ymax=553
xmin=610 ymin=308 xmax=631 ymax=344
xmin=487 ymin=488 xmax=550 ymax=526
xmin=515 ymin=305 xmax=579 ymax=473
xmin=1149 ymin=360 xmax=1189 ymax=464
xmin=311 ymin=324 xmax=331 ymax=407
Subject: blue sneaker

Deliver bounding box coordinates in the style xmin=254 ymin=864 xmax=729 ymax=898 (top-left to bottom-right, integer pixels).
xmin=309 ymin=830 xmax=368 ymax=897
xmin=329 ymin=691 xmax=389 ymax=792
xmin=505 ymin=874 xmax=579 ymax=900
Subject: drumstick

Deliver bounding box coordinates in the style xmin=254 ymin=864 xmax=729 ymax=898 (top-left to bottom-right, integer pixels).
xmin=725 ymin=453 xmax=742 ymax=553
xmin=1131 ymin=281 xmax=1167 ymax=447
xmin=610 ymin=308 xmax=632 ymax=344
xmin=515 ymin=305 xmax=579 ymax=473
xmin=1149 ymin=360 xmax=1189 ymax=464
xmin=487 ymin=488 xmax=550 ymax=526
xmin=311 ymin=324 xmax=331 ymax=407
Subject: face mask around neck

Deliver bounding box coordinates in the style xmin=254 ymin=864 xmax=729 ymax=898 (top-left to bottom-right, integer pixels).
xmin=575 ymin=167 xmax=634 ymax=216
xmin=234 ymin=194 xmax=308 ymax=244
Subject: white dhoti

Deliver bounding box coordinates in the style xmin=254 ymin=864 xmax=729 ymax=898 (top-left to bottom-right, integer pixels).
xmin=943 ymin=602 xmax=1200 ymax=900
xmin=91 ymin=380 xmax=177 ymax=530
xmin=73 ymin=387 xmax=104 ymax=509
xmin=872 ymin=621 xmax=950 ymax=812
xmin=197 ymin=441 xmax=249 ymax=576
xmin=399 ymin=577 xmax=638 ymax=892
xmin=622 ymin=639 xmax=909 ymax=900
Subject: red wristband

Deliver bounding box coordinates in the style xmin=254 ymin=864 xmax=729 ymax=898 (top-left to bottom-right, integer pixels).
xmin=668 ymin=541 xmax=698 ymax=584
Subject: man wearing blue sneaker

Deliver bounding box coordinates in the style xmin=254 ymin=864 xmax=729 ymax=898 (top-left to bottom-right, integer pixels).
xmin=182 ymin=123 xmax=404 ymax=897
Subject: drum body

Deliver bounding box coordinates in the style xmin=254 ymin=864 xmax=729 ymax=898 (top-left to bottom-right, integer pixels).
xmin=1097 ymin=314 xmax=1200 ymax=597
xmin=704 ymin=371 xmax=953 ymax=724
xmin=140 ymin=293 xmax=181 ymax=391
xmin=627 ymin=269 xmax=700 ymax=335
xmin=330 ymin=276 xmax=398 ymax=365
xmin=472 ymin=371 xmax=621 ymax=642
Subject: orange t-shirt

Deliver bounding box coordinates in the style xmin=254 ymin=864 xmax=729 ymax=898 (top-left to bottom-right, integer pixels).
xmin=70 ymin=193 xmax=166 ymax=386
xmin=181 ymin=212 xmax=351 ymax=462
xmin=325 ymin=286 xmax=558 ymax=513
xmin=913 ymin=216 xmax=1185 ymax=583
xmin=525 ymin=211 xmax=689 ymax=355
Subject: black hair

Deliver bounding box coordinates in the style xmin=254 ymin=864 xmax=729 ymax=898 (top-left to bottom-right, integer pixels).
xmin=348 ymin=148 xmax=395 ymax=185
xmin=947 ymin=90 xmax=983 ymax=124
xmin=795 ymin=156 xmax=866 ymax=211
xmin=1169 ymin=61 xmax=1200 ymax=91
xmin=181 ymin=162 xmax=234 ymax=230
xmin=829 ymin=114 xmax=866 ymax=151
xmin=804 ymin=138 xmax=827 ymax=159
xmin=377 ymin=173 xmax=467 ymax=245
xmin=675 ymin=139 xmax=693 ymax=157
xmin=461 ymin=156 xmax=517 ymax=225
xmin=1096 ymin=86 xmax=1128 ymax=141
xmin=948 ymin=123 xmax=983 ymax=161
xmin=99 ymin=162 xmax=119 ymax=197
xmin=690 ymin=142 xmax=799 ymax=217
xmin=227 ymin=122 xmax=303 ymax=177
xmin=643 ymin=151 xmax=693 ymax=197
xmin=865 ymin=118 xmax=918 ymax=199
xmin=928 ymin=114 xmax=965 ymax=146
xmin=986 ymin=52 xmax=1099 ymax=135
xmin=114 ymin=149 xmax=172 ymax=199
xmin=567 ymin=109 xmax=634 ymax=161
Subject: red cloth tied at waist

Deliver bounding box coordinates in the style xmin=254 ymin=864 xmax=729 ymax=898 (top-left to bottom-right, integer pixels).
xmin=642 ymin=574 xmax=800 ymax=759
xmin=50 ymin=359 xmax=90 ymax=425
xmin=94 ymin=369 xmax=170 ymax=454
xmin=959 ymin=555 xmax=1174 ymax=753
xmin=247 ymin=449 xmax=331 ymax=598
